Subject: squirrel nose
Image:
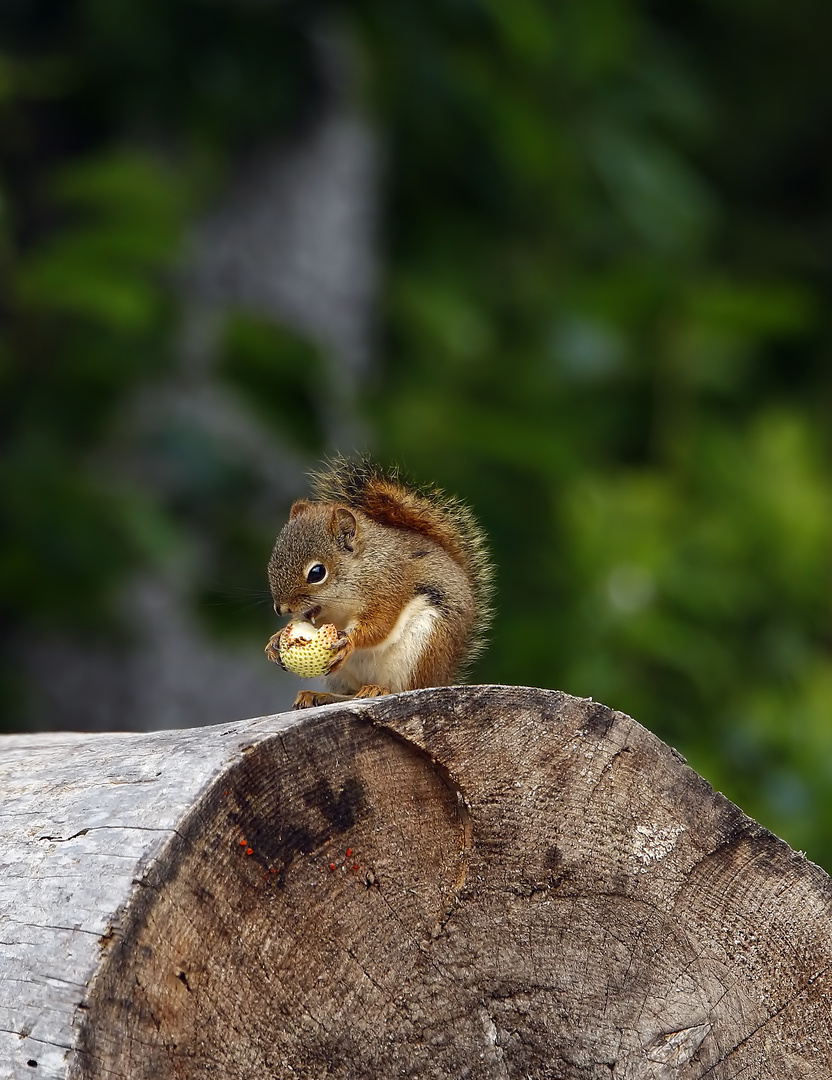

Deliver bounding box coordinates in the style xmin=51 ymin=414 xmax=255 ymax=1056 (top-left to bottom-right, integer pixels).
xmin=275 ymin=602 xmax=289 ymax=616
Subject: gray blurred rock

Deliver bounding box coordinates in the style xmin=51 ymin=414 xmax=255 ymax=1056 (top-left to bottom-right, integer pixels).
xmin=19 ymin=70 xmax=379 ymax=731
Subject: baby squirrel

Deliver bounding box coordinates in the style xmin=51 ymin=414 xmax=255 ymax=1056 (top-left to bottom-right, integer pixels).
xmin=266 ymin=457 xmax=494 ymax=710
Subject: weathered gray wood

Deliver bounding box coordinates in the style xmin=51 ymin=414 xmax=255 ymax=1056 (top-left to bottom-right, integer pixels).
xmin=1 ymin=686 xmax=831 ymax=1079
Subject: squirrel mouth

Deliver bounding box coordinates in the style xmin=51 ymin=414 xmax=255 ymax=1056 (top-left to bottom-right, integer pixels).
xmin=304 ymin=606 xmax=322 ymax=625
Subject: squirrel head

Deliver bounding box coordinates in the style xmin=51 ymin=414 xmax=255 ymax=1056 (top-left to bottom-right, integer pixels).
xmin=267 ymin=499 xmax=366 ymax=627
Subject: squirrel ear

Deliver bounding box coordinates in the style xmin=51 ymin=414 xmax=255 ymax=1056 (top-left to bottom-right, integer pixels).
xmin=289 ymin=499 xmax=312 ymax=519
xmin=328 ymin=506 xmax=357 ymax=551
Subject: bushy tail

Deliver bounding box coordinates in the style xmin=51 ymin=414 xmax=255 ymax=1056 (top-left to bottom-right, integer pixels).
xmin=311 ymin=455 xmax=495 ymax=641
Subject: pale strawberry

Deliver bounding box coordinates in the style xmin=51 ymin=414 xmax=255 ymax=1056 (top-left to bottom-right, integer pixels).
xmin=276 ymin=621 xmax=341 ymax=679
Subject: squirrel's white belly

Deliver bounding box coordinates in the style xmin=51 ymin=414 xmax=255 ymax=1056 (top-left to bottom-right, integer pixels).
xmin=333 ymin=595 xmax=440 ymax=693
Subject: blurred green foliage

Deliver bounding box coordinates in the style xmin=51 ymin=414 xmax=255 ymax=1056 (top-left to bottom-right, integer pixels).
xmin=2 ymin=1 xmax=832 ymax=869
xmin=0 ymin=146 xmax=182 ymax=631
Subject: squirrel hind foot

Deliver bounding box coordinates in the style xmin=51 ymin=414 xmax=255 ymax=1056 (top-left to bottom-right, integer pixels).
xmin=291 ymin=682 xmax=388 ymax=708
xmin=291 ymin=685 xmax=389 ymax=710
xmin=352 ymin=684 xmax=390 ymax=699
xmin=292 ymin=691 xmax=342 ymax=710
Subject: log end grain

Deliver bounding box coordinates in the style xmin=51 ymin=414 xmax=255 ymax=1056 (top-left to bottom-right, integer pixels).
xmin=19 ymin=686 xmax=830 ymax=1079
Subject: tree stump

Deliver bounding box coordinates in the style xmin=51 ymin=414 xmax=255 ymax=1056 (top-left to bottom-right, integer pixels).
xmin=1 ymin=686 xmax=830 ymax=1079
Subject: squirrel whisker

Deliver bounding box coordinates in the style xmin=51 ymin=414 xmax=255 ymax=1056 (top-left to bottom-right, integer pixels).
xmin=266 ymin=456 xmax=493 ymax=710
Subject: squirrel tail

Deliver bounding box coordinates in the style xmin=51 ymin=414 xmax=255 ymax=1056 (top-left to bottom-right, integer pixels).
xmin=310 ymin=455 xmax=495 ymax=653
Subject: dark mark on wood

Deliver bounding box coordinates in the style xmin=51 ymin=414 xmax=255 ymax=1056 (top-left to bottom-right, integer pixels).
xmin=4 ymin=686 xmax=829 ymax=1079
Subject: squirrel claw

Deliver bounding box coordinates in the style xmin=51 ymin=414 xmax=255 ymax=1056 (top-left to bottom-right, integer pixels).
xmin=324 ymin=633 xmax=354 ymax=675
xmin=293 ymin=691 xmax=340 ymax=710
xmin=353 ymin=684 xmax=389 ymax=699
xmin=292 ymin=686 xmax=388 ymax=709
xmin=264 ymin=633 xmax=286 ymax=670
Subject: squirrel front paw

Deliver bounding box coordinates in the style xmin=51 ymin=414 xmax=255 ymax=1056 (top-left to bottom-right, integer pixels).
xmin=324 ymin=632 xmax=354 ymax=675
xmin=264 ymin=632 xmax=286 ymax=669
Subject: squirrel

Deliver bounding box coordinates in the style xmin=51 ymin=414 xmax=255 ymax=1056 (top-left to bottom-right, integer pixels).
xmin=265 ymin=456 xmax=494 ymax=710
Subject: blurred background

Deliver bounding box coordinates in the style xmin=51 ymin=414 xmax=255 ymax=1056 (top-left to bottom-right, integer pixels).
xmin=2 ymin=1 xmax=832 ymax=868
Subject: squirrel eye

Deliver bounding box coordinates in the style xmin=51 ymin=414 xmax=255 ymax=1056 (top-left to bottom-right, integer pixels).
xmin=306 ymin=563 xmax=327 ymax=585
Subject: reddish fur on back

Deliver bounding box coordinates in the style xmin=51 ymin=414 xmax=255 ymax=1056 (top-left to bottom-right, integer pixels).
xmin=350 ymin=478 xmax=466 ymax=564
xmin=309 ymin=457 xmax=493 ymax=623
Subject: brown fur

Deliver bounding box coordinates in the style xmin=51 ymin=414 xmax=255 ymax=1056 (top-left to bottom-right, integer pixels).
xmin=267 ymin=457 xmax=494 ymax=708
xmin=309 ymin=456 xmax=493 ymax=618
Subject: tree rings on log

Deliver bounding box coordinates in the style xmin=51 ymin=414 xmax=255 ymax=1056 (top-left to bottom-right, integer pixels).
xmin=6 ymin=687 xmax=832 ymax=1078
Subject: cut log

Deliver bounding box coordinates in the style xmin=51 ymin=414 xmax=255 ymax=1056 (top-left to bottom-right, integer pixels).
xmin=1 ymin=686 xmax=830 ymax=1079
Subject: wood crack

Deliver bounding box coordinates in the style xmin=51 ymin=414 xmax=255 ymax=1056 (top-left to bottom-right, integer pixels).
xmin=695 ymin=961 xmax=832 ymax=1076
